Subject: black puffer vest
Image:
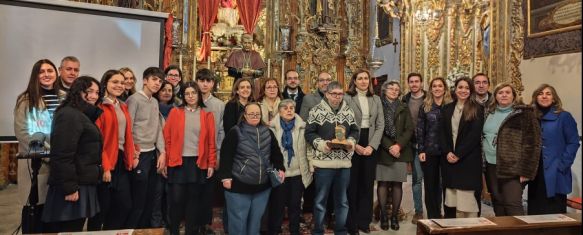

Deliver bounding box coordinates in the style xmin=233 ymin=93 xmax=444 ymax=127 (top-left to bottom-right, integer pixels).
xmin=232 ymin=123 xmax=272 ymax=185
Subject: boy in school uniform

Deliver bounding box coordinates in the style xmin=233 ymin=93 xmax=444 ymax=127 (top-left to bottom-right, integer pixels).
xmin=126 ymin=67 xmax=166 ymax=228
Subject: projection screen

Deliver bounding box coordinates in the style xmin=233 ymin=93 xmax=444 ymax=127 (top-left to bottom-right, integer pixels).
xmin=0 ymin=0 xmax=167 ymax=140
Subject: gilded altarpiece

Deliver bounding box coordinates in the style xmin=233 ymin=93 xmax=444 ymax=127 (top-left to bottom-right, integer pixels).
xmin=400 ymin=0 xmax=525 ymax=94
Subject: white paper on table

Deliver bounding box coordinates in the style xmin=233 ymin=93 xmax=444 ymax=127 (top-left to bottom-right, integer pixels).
xmin=515 ymin=214 xmax=576 ymax=223
xmin=431 ymin=217 xmax=497 ymax=228
xmin=58 ymin=229 xmax=134 ymax=235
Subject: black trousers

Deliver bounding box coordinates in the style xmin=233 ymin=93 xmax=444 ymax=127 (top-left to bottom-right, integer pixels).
xmin=266 ymin=176 xmax=304 ymax=235
xmin=485 ymin=164 xmax=526 ymax=216
xmin=168 ymin=182 xmax=205 ymax=235
xmin=528 ymin=157 xmax=567 ymax=215
xmin=151 ymin=174 xmax=168 ymax=228
xmin=347 ymin=128 xmax=376 ymax=232
xmin=421 ymin=154 xmax=443 ymax=219
xmin=45 ymin=218 xmax=86 ymax=233
xmin=87 ymin=150 xmax=133 ymax=230
xmin=201 ymin=174 xmax=217 ymax=226
xmin=126 ymin=150 xmax=158 ymax=228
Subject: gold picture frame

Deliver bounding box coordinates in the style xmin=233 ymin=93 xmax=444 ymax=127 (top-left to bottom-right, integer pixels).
xmin=527 ymin=0 xmax=582 ymax=38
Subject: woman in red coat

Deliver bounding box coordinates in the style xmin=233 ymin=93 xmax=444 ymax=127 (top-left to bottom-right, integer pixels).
xmin=88 ymin=70 xmax=138 ymax=230
xmin=163 ymin=81 xmax=217 ymax=235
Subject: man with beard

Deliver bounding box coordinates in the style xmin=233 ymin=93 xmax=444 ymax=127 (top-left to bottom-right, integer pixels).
xmin=282 ymin=70 xmax=305 ymax=114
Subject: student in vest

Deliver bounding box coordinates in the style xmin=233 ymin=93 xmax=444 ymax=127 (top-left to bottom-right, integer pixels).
xmin=196 ymin=68 xmax=225 ymax=235
xmin=163 ymin=81 xmax=217 ymax=235
xmin=125 ymin=67 xmax=166 ymax=228
xmin=87 ymin=70 xmax=138 ymax=230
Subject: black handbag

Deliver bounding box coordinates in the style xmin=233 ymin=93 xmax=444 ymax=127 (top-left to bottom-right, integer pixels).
xmin=21 ymin=204 xmax=44 ymax=234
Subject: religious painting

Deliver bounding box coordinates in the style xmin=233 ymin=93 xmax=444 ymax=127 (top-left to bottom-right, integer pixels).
xmin=524 ymin=0 xmax=582 ymax=58
xmin=527 ymin=0 xmax=581 ymax=37
xmin=376 ymin=6 xmax=394 ymax=47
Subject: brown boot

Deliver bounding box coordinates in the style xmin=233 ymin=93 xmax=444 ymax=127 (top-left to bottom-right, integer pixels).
xmin=411 ymin=212 xmax=423 ymax=224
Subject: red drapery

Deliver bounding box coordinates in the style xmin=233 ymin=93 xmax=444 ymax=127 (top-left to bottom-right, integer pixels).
xmin=198 ymin=0 xmax=220 ymax=61
xmin=163 ymin=14 xmax=173 ymax=69
xmin=236 ymin=0 xmax=262 ymax=33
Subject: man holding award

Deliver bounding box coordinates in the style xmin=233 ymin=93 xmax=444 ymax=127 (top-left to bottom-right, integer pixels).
xmin=305 ymin=81 xmax=360 ymax=235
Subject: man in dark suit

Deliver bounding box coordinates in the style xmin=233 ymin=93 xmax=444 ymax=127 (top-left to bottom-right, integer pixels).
xmin=282 ymin=70 xmax=305 ymax=114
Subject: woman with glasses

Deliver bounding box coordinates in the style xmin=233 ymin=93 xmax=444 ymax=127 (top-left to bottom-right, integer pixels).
xmin=164 ymin=65 xmax=183 ymax=101
xmin=376 ymin=81 xmax=414 ymax=231
xmin=218 ymin=102 xmax=285 ymax=235
xmin=343 ymin=69 xmax=384 ymax=234
xmin=42 ymin=76 xmax=102 ymax=232
xmin=440 ymin=77 xmax=484 ymax=218
xmin=223 ymin=78 xmax=254 ymax=132
xmin=119 ymin=67 xmax=136 ymax=102
xmin=163 ymin=81 xmax=217 ymax=235
xmin=416 ymin=77 xmax=451 ymax=219
xmin=258 ymin=78 xmax=282 ymax=125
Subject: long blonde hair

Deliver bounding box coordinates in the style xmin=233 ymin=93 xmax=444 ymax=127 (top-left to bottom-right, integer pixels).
xmin=423 ymin=77 xmax=452 ymax=113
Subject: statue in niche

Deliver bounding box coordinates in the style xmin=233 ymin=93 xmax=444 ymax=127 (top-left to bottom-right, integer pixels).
xmin=218 ymin=0 xmax=240 ymax=27
xmin=477 ymin=10 xmax=490 ymax=70
xmin=310 ymin=0 xmax=334 ymax=25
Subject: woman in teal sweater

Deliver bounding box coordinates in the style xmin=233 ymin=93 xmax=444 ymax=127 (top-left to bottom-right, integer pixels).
xmin=483 ymin=83 xmax=540 ymax=216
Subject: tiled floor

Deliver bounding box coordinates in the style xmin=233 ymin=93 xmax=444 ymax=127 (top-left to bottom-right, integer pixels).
xmin=0 ymin=175 xmax=495 ymax=234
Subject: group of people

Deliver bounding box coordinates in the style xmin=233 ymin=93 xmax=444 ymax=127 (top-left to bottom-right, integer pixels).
xmin=14 ymin=56 xmax=580 ymax=235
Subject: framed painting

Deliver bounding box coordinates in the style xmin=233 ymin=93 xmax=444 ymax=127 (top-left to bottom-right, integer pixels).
xmin=527 ymin=0 xmax=581 ymax=37
xmin=524 ymin=0 xmax=582 ymax=58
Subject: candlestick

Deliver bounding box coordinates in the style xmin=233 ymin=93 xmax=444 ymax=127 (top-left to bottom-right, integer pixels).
xmin=281 ymin=59 xmax=285 ymax=85
xmin=267 ymin=59 xmax=271 ymax=78
xmin=207 ymin=56 xmax=211 ymax=69
xmin=192 ymin=57 xmax=196 ymax=81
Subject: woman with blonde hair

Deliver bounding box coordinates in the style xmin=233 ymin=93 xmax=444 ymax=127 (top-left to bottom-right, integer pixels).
xmin=119 ymin=67 xmax=136 ymax=101
xmin=416 ymin=77 xmax=451 ymax=219
xmin=483 ymin=83 xmax=541 ymax=216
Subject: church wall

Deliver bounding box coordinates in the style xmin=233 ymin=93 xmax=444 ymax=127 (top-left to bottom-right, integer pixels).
xmin=520 ymin=52 xmax=582 ymax=198
xmin=368 ymin=0 xmax=400 ymax=80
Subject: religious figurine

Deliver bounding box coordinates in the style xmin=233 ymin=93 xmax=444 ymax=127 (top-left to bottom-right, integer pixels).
xmin=327 ymin=125 xmax=351 ymax=150
xmin=225 ymin=33 xmax=266 ymax=83
xmin=218 ymin=0 xmax=240 ymax=27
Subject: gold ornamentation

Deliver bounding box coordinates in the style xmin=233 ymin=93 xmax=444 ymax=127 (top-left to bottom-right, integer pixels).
xmin=509 ymin=0 xmax=524 ymax=94
xmin=448 ymin=7 xmax=457 ymax=73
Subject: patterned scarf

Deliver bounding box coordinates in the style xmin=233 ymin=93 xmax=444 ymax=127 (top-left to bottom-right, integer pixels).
xmin=281 ymin=117 xmax=295 ymax=167
xmin=382 ymin=97 xmax=398 ymax=139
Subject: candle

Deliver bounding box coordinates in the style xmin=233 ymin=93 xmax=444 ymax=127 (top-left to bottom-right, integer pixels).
xmin=192 ymin=57 xmax=196 ymax=81
xmin=207 ymin=56 xmax=211 ymax=69
xmin=281 ymin=59 xmax=285 ymax=85
xmin=179 ymin=54 xmax=183 ymax=69
xmin=267 ymin=59 xmax=271 ymax=78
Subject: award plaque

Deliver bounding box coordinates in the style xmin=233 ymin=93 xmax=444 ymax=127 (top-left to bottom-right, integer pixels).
xmin=327 ymin=125 xmax=352 ymax=150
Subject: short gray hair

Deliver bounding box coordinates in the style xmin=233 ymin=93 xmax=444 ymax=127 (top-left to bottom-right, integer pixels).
xmin=381 ymin=80 xmax=401 ymax=97
xmin=278 ymin=99 xmax=296 ymax=110
xmin=326 ymin=81 xmax=343 ymax=92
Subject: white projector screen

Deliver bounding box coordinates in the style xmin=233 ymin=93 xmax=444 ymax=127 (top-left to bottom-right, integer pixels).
xmin=0 ymin=0 xmax=167 ymax=140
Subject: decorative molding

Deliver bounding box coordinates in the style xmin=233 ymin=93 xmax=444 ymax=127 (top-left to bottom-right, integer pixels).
xmin=510 ymin=0 xmax=524 ymax=94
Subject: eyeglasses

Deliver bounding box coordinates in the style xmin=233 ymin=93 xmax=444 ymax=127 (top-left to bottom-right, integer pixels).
xmin=266 ymin=86 xmax=278 ymax=90
xmin=327 ymin=92 xmax=344 ymax=98
xmin=245 ymin=113 xmax=261 ymax=118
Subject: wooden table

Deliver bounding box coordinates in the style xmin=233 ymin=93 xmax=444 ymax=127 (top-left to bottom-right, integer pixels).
xmin=31 ymin=228 xmax=164 ymax=235
xmin=417 ymin=213 xmax=582 ymax=235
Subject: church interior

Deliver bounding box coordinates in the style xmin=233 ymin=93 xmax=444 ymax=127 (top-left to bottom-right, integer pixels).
xmin=0 ymin=0 xmax=581 ymax=234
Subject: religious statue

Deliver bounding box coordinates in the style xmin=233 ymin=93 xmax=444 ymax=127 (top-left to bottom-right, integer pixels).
xmin=225 ymin=34 xmax=266 ymax=83
xmin=218 ymin=0 xmax=240 ymax=27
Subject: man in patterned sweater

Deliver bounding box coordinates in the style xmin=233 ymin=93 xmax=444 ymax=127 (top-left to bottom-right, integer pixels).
xmin=305 ymin=81 xmax=359 ymax=235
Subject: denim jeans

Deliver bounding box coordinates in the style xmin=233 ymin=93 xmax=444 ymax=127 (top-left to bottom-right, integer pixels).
xmin=412 ymin=148 xmax=424 ymax=214
xmin=224 ymin=188 xmax=271 ymax=235
xmin=312 ymin=168 xmax=350 ymax=235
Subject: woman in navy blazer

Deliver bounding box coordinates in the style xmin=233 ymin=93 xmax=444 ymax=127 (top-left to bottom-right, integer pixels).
xmin=528 ymin=84 xmax=580 ymax=215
